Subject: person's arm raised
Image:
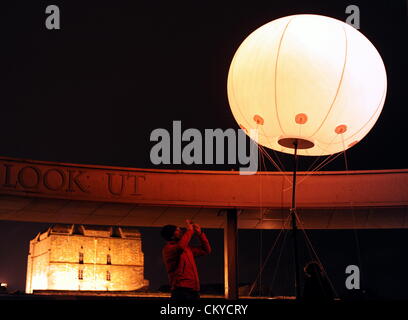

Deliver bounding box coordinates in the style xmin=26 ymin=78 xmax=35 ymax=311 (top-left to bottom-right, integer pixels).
xmin=176 ymin=220 xmax=194 ymax=250
xmin=191 ymin=223 xmax=212 ymax=256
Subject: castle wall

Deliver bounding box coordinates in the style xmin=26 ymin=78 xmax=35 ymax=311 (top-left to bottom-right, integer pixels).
xmin=47 ymin=264 xmax=146 ymax=291
xmin=26 ymin=235 xmax=51 ymax=293
xmin=26 ymin=226 xmax=148 ymax=293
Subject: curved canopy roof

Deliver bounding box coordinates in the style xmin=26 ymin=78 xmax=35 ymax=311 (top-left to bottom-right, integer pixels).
xmin=0 ymin=157 xmax=407 ymax=229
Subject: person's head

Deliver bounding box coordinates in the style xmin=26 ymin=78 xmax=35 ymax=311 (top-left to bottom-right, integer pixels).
xmin=304 ymin=261 xmax=323 ymax=278
xmin=160 ymin=224 xmax=182 ymax=241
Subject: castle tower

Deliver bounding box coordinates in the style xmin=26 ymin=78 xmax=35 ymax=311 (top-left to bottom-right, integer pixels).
xmin=26 ymin=224 xmax=149 ymax=293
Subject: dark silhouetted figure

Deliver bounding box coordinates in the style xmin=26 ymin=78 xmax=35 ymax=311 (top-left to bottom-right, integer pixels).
xmin=161 ymin=220 xmax=211 ymax=301
xmin=302 ymin=261 xmax=335 ymax=302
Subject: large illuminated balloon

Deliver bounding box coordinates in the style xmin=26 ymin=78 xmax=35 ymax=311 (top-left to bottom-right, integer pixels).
xmin=227 ymin=14 xmax=387 ymax=156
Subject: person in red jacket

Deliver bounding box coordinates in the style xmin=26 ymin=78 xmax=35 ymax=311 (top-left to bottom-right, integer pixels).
xmin=161 ymin=219 xmax=211 ymax=300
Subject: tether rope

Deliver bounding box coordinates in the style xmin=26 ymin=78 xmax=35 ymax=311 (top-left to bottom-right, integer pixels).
xmin=248 ymin=214 xmax=291 ymax=296
xmin=283 ymin=152 xmax=343 ymax=192
xmin=257 ymin=138 xmax=264 ymax=295
xmin=341 ymin=134 xmax=364 ymax=287
xmin=252 ymin=135 xmax=354 ymax=298
xmin=295 ymin=211 xmax=339 ymax=298
xmin=268 ymin=216 xmax=291 ymax=296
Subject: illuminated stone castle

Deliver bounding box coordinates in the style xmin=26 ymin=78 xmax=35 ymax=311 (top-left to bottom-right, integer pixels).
xmin=26 ymin=224 xmax=149 ymax=293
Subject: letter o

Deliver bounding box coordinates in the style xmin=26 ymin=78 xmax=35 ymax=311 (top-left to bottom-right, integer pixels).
xmin=43 ymin=168 xmax=66 ymax=191
xmin=18 ymin=166 xmax=42 ymax=189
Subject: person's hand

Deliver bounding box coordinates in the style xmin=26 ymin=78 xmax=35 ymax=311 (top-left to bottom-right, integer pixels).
xmin=193 ymin=223 xmax=201 ymax=235
xmin=185 ymin=220 xmax=194 ymax=231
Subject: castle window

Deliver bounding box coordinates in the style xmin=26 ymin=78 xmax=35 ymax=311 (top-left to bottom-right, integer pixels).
xmin=78 ymin=269 xmax=83 ymax=280
xmin=79 ymin=252 xmax=84 ymax=264
xmin=107 ymin=254 xmax=111 ymax=265
xmin=106 ymin=271 xmax=111 ymax=281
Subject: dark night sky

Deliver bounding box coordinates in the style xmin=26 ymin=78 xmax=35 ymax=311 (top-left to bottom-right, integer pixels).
xmin=0 ymin=0 xmax=407 ymax=298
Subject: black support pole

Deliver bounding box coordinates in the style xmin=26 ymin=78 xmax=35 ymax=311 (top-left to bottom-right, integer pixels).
xmin=224 ymin=208 xmax=238 ymax=300
xmin=291 ymin=140 xmax=301 ymax=300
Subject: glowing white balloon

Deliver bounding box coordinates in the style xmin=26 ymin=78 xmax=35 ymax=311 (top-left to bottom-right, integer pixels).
xmin=227 ymin=14 xmax=387 ymax=156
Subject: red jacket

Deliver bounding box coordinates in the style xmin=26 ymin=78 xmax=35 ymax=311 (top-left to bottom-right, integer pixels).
xmin=162 ymin=229 xmax=211 ymax=291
